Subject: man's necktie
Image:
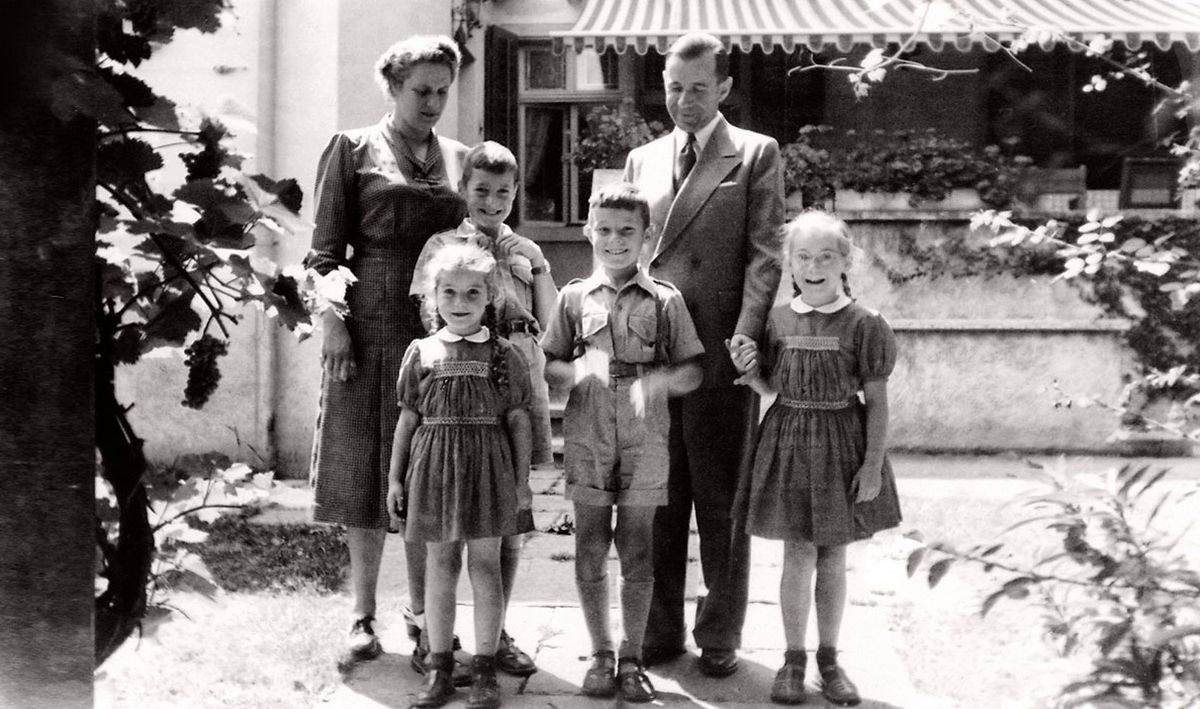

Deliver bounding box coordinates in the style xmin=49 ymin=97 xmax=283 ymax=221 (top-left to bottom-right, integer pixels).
xmin=676 ymin=132 xmax=697 ymax=189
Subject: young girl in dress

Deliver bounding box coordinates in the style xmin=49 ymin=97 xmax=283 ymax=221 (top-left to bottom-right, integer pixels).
xmin=387 ymin=242 xmax=533 ymax=709
xmin=729 ymin=211 xmax=902 ymax=707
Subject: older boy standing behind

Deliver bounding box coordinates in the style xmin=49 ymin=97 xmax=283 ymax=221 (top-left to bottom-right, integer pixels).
xmin=541 ymin=184 xmax=704 ymax=703
xmin=411 ymin=140 xmax=557 ymax=678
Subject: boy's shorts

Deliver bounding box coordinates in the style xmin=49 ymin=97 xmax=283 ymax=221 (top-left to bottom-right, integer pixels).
xmin=562 ymin=371 xmax=669 ymax=507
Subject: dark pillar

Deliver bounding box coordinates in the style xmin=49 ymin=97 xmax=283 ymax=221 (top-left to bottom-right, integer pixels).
xmin=0 ymin=2 xmax=96 ymax=707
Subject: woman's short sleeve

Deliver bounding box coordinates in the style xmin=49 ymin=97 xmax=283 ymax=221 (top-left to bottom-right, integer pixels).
xmin=504 ymin=341 xmax=532 ymax=412
xmin=396 ymin=340 xmax=425 ymax=410
xmin=857 ymin=312 xmax=897 ymax=382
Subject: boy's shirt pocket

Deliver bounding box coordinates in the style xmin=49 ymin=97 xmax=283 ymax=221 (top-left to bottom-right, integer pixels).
xmin=624 ymin=312 xmax=658 ymax=363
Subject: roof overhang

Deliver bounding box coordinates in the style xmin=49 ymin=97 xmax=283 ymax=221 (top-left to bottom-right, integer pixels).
xmin=549 ymin=0 xmax=1200 ymax=54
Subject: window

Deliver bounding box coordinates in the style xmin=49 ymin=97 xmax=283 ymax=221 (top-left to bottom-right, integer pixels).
xmin=516 ymin=44 xmax=622 ymax=227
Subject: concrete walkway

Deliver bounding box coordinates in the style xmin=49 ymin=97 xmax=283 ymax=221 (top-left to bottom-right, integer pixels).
xmin=249 ymin=454 xmax=1200 ymax=709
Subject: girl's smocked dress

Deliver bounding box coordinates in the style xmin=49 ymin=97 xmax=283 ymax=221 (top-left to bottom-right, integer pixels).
xmin=307 ymin=117 xmax=467 ymax=529
xmin=735 ymin=298 xmax=903 ymax=546
xmin=398 ymin=330 xmax=532 ymax=542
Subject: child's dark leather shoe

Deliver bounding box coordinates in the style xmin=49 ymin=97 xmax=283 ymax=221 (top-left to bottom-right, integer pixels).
xmin=616 ymin=657 xmax=656 ymax=703
xmin=495 ymin=629 xmax=537 ymax=676
xmin=818 ymin=664 xmax=861 ymax=707
xmin=580 ymin=650 xmax=617 ymax=697
xmin=466 ymin=654 xmax=502 ymax=709
xmin=413 ymin=652 xmax=457 ymax=708
xmin=770 ymin=650 xmax=807 ymax=705
xmin=344 ymin=615 xmax=382 ymax=662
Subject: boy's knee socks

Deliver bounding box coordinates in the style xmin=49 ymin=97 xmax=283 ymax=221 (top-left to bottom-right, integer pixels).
xmin=618 ymin=578 xmax=654 ymax=659
xmin=576 ymin=576 xmax=612 ymax=653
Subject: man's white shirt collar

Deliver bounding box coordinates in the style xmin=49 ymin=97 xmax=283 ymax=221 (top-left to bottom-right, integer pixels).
xmin=674 ymin=112 xmax=722 ymax=153
xmin=435 ymin=326 xmax=491 ymax=343
xmin=790 ymin=293 xmax=852 ymax=314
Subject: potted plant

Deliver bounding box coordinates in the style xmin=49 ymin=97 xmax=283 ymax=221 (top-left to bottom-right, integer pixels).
xmin=781 ymin=125 xmax=1026 ymax=211
xmin=574 ymin=104 xmax=667 ymax=193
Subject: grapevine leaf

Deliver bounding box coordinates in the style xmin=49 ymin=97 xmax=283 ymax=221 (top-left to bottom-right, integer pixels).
xmin=112 ymin=327 xmax=145 ymax=365
xmin=96 ymin=8 xmax=153 ymax=66
xmin=97 ymin=138 xmax=163 ymax=187
xmin=173 ymin=179 xmax=226 ymax=210
xmin=98 ymin=261 xmax=135 ymax=304
xmin=247 ymin=174 xmax=304 ymax=214
xmin=143 ymin=291 xmax=201 ymax=348
xmin=158 ymin=0 xmax=227 ymax=34
xmin=132 ymin=94 xmax=180 ymax=131
xmin=98 ymin=66 xmax=156 ymax=109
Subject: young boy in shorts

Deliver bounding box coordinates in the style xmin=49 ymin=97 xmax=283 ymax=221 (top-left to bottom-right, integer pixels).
xmin=408 ymin=140 xmax=557 ymax=680
xmin=541 ymin=183 xmax=704 ymax=703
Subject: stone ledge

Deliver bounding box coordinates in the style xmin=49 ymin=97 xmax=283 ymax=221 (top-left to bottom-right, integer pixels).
xmin=890 ymin=318 xmax=1130 ymax=332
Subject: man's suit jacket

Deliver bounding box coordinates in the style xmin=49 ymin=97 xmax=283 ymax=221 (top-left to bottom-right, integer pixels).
xmin=623 ymin=116 xmax=784 ymax=390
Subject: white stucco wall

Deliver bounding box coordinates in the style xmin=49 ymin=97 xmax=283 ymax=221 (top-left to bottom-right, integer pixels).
xmin=272 ymin=0 xmax=464 ymax=476
xmin=117 ymin=1 xmax=272 ymax=466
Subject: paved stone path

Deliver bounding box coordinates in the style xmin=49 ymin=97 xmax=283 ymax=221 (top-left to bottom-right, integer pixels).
xmin=255 ymin=454 xmax=1198 ymax=709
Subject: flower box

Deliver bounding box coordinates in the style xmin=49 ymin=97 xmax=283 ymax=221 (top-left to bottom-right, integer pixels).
xmin=834 ymin=187 xmax=982 ymax=212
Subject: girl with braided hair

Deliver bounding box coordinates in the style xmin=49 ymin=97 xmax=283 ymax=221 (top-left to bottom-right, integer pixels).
xmin=387 ymin=241 xmax=532 ymax=709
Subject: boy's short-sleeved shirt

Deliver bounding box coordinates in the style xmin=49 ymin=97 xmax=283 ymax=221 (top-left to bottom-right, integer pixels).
xmin=540 ymin=268 xmax=704 ymax=506
xmin=540 ymin=269 xmax=704 ymax=367
xmin=411 ymin=219 xmax=538 ymax=326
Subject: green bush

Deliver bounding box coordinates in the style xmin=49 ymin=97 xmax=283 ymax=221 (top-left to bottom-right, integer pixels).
xmin=781 ymin=125 xmax=1028 ymax=208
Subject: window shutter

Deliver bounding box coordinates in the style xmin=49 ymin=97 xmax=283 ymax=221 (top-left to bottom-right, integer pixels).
xmin=485 ymin=24 xmax=520 ymax=225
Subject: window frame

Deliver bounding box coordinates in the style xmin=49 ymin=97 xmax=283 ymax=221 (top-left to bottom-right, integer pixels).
xmin=516 ymin=41 xmax=625 ymax=230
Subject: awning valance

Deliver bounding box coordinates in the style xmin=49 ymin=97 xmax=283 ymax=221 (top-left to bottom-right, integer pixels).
xmin=549 ymin=0 xmax=1200 ymax=54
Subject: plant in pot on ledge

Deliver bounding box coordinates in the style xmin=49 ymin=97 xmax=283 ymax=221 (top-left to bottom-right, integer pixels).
xmin=574 ymin=103 xmax=668 ymax=196
xmin=782 ymin=125 xmax=1028 ymax=212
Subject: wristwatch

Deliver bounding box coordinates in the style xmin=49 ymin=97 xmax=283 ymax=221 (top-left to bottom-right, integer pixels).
xmin=531 ymin=262 xmax=551 ymax=276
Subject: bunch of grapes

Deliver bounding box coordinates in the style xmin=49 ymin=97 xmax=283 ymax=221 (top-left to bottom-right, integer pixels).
xmin=182 ymin=335 xmax=228 ymax=409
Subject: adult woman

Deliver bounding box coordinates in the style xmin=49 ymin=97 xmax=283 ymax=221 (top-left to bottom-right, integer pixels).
xmin=306 ymin=35 xmax=467 ymax=667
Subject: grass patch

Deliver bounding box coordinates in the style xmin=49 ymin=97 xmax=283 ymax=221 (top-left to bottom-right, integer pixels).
xmin=96 ymin=593 xmax=346 ymax=709
xmin=193 ymin=518 xmax=348 ymax=593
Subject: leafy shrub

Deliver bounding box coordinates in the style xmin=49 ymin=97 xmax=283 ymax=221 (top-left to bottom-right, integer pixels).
xmin=908 ymin=461 xmax=1200 ymax=707
xmin=781 ymin=125 xmax=1028 ymax=207
xmin=574 ymin=104 xmax=667 ymax=173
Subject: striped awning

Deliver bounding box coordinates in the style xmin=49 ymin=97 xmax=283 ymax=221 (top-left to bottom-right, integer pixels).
xmin=549 ymin=0 xmax=1200 ymax=54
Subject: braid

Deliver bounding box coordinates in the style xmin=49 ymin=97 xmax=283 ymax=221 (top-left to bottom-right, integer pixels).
xmin=841 ymin=272 xmax=854 ymax=300
xmin=485 ymin=303 xmax=509 ymax=393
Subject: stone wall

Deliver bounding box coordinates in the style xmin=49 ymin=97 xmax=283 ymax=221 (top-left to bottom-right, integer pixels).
xmin=838 ymin=215 xmax=1131 ymax=452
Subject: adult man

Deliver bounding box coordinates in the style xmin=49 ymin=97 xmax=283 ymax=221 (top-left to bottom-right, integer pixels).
xmin=622 ymin=31 xmax=784 ymax=677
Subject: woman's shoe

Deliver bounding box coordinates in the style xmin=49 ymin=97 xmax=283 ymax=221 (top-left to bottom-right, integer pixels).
xmin=495 ymin=629 xmax=537 ymax=676
xmin=467 ymin=654 xmax=502 ymax=709
xmin=770 ymin=650 xmax=807 ymax=705
xmin=344 ymin=615 xmax=382 ymax=662
xmin=580 ymin=650 xmax=617 ymax=698
xmin=616 ymin=657 xmax=657 ymax=703
xmin=412 ymin=652 xmax=457 ymax=708
xmin=818 ymin=664 xmax=861 ymax=707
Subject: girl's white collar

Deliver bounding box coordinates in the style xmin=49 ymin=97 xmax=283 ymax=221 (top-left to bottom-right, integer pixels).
xmin=790 ymin=293 xmax=851 ymax=314
xmin=435 ymin=326 xmax=490 ymax=343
